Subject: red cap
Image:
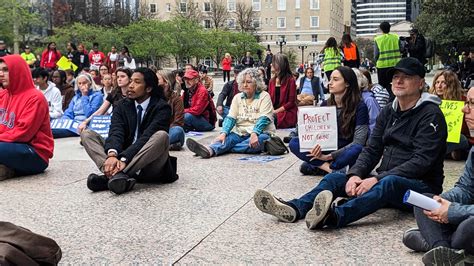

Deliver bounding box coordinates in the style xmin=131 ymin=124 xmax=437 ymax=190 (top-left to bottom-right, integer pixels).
xmin=183 ymin=70 xmax=200 ymax=79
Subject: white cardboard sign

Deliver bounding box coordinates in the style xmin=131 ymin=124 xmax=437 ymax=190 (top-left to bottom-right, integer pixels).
xmin=297 ymin=106 xmax=338 ymax=152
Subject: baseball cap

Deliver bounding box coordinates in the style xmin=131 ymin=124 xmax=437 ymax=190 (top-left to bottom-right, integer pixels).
xmin=183 ymin=69 xmax=200 ymax=79
xmin=25 ymin=45 xmax=30 ymax=49
xmin=388 ymin=57 xmax=425 ymax=78
xmin=0 ymin=40 xmax=4 ymax=45
xmin=233 ymin=64 xmax=245 ymax=73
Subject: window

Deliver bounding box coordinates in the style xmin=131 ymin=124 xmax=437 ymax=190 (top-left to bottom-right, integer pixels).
xmin=265 ymin=18 xmax=268 ymax=25
xmin=277 ymin=17 xmax=286 ymax=28
xmin=227 ymin=0 xmax=236 ymax=11
xmin=204 ymin=19 xmax=211 ymax=28
xmin=310 ymin=0 xmax=319 ymax=9
xmin=295 ymin=34 xmax=300 ymax=41
xmin=295 ymin=0 xmax=300 ymax=9
xmin=253 ymin=19 xmax=261 ymax=29
xmin=227 ymin=19 xmax=236 ymax=29
xmin=252 ymin=0 xmax=261 ymax=11
xmin=166 ymin=3 xmax=171 ymax=12
xmin=180 ymin=0 xmax=187 ymax=13
xmin=310 ymin=16 xmax=319 ymax=27
xmin=150 ymin=4 xmax=156 ymax=13
xmin=295 ymin=17 xmax=300 ymax=27
xmin=277 ymin=0 xmax=286 ymax=10
xmin=311 ymin=34 xmax=318 ymax=42
xmin=269 ymin=18 xmax=273 ymax=26
xmin=204 ymin=2 xmax=211 ymax=11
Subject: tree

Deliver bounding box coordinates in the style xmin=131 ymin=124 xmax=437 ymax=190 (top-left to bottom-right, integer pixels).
xmin=415 ymin=0 xmax=473 ymax=60
xmin=234 ymin=2 xmax=256 ymax=33
xmin=172 ymin=0 xmax=203 ymax=24
xmin=283 ymin=48 xmax=298 ymax=72
xmin=355 ymin=38 xmax=374 ymax=61
xmin=208 ymin=0 xmax=229 ymax=29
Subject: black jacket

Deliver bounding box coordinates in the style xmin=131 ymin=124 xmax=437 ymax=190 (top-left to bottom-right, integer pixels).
xmin=105 ymin=96 xmax=171 ymax=162
xmin=217 ymin=80 xmax=238 ymax=108
xmin=298 ymin=76 xmax=324 ymax=103
xmin=347 ymin=93 xmax=447 ymax=194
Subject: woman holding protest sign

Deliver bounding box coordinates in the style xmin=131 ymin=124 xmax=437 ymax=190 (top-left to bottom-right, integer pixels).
xmin=77 ymin=68 xmax=132 ymax=134
xmin=186 ymin=68 xmax=275 ymax=158
xmin=428 ymin=70 xmax=470 ymax=160
xmin=288 ymin=66 xmax=369 ymax=175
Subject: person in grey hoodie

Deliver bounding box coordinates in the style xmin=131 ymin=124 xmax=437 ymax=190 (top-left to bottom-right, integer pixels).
xmin=403 ymin=86 xmax=474 ymax=265
xmin=254 ymin=57 xmax=448 ymax=231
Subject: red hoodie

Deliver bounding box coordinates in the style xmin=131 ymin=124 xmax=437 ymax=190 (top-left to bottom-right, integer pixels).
xmin=0 ymin=55 xmax=54 ymax=163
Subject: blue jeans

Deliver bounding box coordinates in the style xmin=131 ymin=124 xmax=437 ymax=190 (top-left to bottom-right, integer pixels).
xmin=446 ymin=135 xmax=470 ymax=154
xmin=0 ymin=142 xmax=48 ymax=176
xmin=169 ymin=126 xmax=185 ymax=146
xmin=288 ymin=173 xmax=433 ymax=228
xmin=289 ymin=137 xmax=363 ymax=169
xmin=52 ymin=128 xmax=79 ymax=138
xmin=184 ymin=113 xmax=214 ymax=132
xmin=209 ymin=132 xmax=270 ymax=156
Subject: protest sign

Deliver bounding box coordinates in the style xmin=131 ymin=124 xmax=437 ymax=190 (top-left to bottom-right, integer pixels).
xmin=89 ymin=115 xmax=111 ymax=139
xmin=50 ymin=118 xmax=80 ymax=135
xmin=297 ymin=106 xmax=338 ymax=152
xmin=439 ymin=100 xmax=464 ymax=143
xmin=56 ymin=56 xmax=78 ymax=71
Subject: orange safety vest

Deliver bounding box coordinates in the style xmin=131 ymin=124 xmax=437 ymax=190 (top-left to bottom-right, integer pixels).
xmin=343 ymin=43 xmax=357 ymax=61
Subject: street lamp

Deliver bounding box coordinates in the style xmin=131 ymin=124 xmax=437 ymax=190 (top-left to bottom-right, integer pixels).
xmin=298 ymin=45 xmax=307 ymax=65
xmin=310 ymin=52 xmax=317 ymax=64
xmin=276 ymin=36 xmax=286 ymax=53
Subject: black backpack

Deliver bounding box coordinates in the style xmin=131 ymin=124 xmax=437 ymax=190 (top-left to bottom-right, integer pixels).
xmin=264 ymin=136 xmax=289 ymax=155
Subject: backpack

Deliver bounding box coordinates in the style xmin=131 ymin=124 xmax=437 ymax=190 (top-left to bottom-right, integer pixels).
xmin=424 ymin=38 xmax=435 ymax=58
xmin=264 ymin=136 xmax=289 ymax=155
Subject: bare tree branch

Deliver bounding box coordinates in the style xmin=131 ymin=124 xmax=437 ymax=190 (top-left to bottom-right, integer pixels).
xmin=172 ymin=0 xmax=203 ymax=24
xmin=234 ymin=2 xmax=255 ymax=33
xmin=208 ymin=0 xmax=228 ymax=29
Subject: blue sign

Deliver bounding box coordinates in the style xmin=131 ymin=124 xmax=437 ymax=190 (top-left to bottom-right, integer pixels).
xmin=50 ymin=118 xmax=80 ymax=135
xmin=238 ymin=155 xmax=283 ymax=163
xmin=89 ymin=115 xmax=111 ymax=139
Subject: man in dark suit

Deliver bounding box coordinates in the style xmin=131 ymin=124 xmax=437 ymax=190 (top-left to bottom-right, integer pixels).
xmin=81 ymin=68 xmax=178 ymax=195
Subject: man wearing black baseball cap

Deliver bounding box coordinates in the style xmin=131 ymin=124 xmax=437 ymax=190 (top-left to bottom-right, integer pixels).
xmin=0 ymin=41 xmax=11 ymax=58
xmin=254 ymin=57 xmax=448 ymax=232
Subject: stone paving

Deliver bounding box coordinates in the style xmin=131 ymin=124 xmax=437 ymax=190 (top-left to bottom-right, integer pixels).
xmin=0 ymin=71 xmax=464 ymax=264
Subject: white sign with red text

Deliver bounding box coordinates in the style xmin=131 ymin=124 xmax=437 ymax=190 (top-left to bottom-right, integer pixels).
xmin=297 ymin=106 xmax=338 ymax=152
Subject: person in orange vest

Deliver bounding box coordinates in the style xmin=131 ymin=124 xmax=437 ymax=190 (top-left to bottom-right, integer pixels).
xmin=341 ymin=34 xmax=360 ymax=68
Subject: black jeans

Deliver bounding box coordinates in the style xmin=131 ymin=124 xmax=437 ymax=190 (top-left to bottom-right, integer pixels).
xmin=223 ymin=70 xmax=230 ymax=82
xmin=414 ymin=206 xmax=474 ymax=254
xmin=377 ymin=67 xmax=394 ymax=101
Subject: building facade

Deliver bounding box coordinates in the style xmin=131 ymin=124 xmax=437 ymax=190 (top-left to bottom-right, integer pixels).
xmin=142 ymin=0 xmax=349 ymax=65
xmin=355 ymin=0 xmax=421 ymax=37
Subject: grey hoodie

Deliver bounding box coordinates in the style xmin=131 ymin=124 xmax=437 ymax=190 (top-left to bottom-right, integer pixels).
xmin=348 ymin=92 xmax=448 ymax=194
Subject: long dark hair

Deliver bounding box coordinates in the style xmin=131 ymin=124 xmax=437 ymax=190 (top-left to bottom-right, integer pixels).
xmin=46 ymin=42 xmax=57 ymax=52
xmin=322 ymin=37 xmax=338 ymax=53
xmin=271 ymin=53 xmax=292 ymax=82
xmin=327 ymin=66 xmax=361 ymax=138
xmin=341 ymin=34 xmax=353 ymax=48
xmin=133 ymin=67 xmax=165 ymax=100
xmin=67 ymin=42 xmax=77 ymax=51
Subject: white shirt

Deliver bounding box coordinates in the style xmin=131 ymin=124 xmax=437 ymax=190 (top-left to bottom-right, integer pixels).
xmin=37 ymin=81 xmax=63 ymax=119
xmin=133 ymin=97 xmax=151 ymax=143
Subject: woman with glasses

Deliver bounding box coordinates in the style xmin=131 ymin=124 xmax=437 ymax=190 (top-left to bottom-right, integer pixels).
xmin=429 ymin=70 xmax=471 ymax=160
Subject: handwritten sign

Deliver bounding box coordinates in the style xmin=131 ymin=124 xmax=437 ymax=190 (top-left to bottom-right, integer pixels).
xmin=89 ymin=115 xmax=111 ymax=139
xmin=56 ymin=56 xmax=78 ymax=71
xmin=297 ymin=106 xmax=338 ymax=152
xmin=439 ymin=100 xmax=464 ymax=143
xmin=50 ymin=118 xmax=80 ymax=135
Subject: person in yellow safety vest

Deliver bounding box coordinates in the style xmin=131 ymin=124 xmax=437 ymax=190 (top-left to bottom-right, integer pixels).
xmin=374 ymin=21 xmax=402 ymax=101
xmin=20 ymin=46 xmax=36 ymax=68
xmin=340 ymin=34 xmax=360 ymax=69
xmin=321 ymin=37 xmax=343 ymax=83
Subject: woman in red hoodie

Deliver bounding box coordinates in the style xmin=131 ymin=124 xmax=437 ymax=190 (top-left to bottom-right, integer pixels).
xmin=40 ymin=42 xmax=62 ymax=71
xmin=0 ymin=55 xmax=54 ymax=180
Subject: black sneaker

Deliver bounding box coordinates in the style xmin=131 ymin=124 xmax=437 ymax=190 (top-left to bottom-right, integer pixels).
xmin=169 ymin=142 xmax=183 ymax=151
xmin=86 ymin=173 xmax=109 ymax=192
xmin=253 ymin=189 xmax=297 ymax=223
xmin=299 ymin=162 xmax=327 ymax=176
xmin=186 ymin=138 xmax=211 ymax=158
xmin=283 ymin=136 xmax=292 ymax=143
xmin=305 ymin=190 xmax=333 ymax=229
xmin=108 ymin=172 xmax=136 ymax=195
xmin=403 ymin=228 xmax=430 ymax=252
xmin=422 ymin=246 xmax=474 ymax=265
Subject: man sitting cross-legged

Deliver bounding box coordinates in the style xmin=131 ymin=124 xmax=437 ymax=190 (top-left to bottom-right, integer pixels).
xmin=81 ymin=68 xmax=178 ymax=195
xmin=402 ymin=86 xmax=474 ymax=265
xmin=254 ymin=57 xmax=448 ymax=230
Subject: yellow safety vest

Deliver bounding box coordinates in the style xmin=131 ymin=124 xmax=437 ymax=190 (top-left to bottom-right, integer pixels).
xmin=375 ymin=33 xmax=401 ymax=68
xmin=323 ymin=48 xmax=341 ymax=72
